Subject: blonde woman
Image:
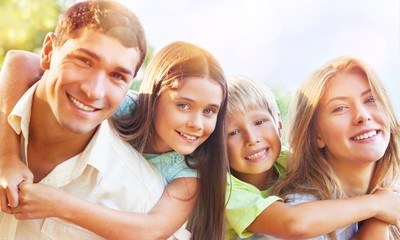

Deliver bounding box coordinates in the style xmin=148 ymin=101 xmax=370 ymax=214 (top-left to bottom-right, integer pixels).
xmin=274 ymin=57 xmax=400 ymax=239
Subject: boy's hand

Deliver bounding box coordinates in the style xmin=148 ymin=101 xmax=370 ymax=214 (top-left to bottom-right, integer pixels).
xmin=0 ymin=157 xmax=33 ymax=213
xmin=373 ymin=187 xmax=400 ymax=224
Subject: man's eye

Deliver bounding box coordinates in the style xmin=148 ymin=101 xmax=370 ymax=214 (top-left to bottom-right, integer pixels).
xmin=110 ymin=72 xmax=126 ymax=82
xmin=77 ymin=56 xmax=92 ymax=66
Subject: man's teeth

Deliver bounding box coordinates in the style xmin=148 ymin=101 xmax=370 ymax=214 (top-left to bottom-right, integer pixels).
xmin=180 ymin=132 xmax=197 ymax=140
xmin=245 ymin=149 xmax=266 ymax=160
xmin=70 ymin=96 xmax=95 ymax=112
xmin=353 ymin=130 xmax=377 ymax=141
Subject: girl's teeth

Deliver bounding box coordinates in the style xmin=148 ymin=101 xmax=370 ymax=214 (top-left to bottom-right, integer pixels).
xmin=180 ymin=132 xmax=197 ymax=140
xmin=353 ymin=130 xmax=377 ymax=141
xmin=245 ymin=150 xmax=266 ymax=160
xmin=70 ymin=96 xmax=95 ymax=112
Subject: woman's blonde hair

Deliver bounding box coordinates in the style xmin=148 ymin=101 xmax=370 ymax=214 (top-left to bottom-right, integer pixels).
xmin=274 ymin=56 xmax=400 ymax=239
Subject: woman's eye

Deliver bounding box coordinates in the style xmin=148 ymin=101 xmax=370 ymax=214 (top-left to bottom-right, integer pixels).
xmin=365 ymin=97 xmax=376 ymax=104
xmin=333 ymin=106 xmax=347 ymax=113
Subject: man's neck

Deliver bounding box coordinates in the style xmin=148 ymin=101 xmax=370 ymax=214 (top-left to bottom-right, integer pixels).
xmin=27 ymin=86 xmax=96 ymax=182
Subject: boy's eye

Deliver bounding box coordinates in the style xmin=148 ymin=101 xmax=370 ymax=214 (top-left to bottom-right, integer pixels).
xmin=255 ymin=119 xmax=266 ymax=126
xmin=228 ymin=130 xmax=240 ymax=136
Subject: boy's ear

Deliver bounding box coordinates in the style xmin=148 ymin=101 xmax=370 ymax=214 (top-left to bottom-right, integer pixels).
xmin=40 ymin=33 xmax=56 ymax=70
xmin=277 ymin=112 xmax=283 ymax=138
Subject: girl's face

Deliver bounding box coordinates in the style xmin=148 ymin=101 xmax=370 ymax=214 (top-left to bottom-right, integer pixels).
xmin=150 ymin=76 xmax=223 ymax=154
xmin=316 ymin=71 xmax=390 ymax=169
xmin=227 ymin=108 xmax=282 ymax=178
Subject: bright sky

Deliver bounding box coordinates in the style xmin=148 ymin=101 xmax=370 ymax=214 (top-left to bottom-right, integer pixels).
xmin=120 ymin=0 xmax=399 ymax=114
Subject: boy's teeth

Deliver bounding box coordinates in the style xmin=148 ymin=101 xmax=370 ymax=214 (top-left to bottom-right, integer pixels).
xmin=70 ymin=96 xmax=95 ymax=112
xmin=180 ymin=132 xmax=197 ymax=140
xmin=353 ymin=130 xmax=377 ymax=141
xmin=246 ymin=149 xmax=266 ymax=160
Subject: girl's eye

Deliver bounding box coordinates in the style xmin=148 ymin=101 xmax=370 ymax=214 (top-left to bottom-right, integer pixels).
xmin=177 ymin=103 xmax=189 ymax=110
xmin=228 ymin=130 xmax=239 ymax=136
xmin=203 ymin=108 xmax=216 ymax=116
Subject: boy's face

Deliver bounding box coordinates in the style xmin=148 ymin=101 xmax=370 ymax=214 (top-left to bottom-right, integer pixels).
xmin=227 ymin=108 xmax=281 ymax=179
xmin=42 ymin=28 xmax=140 ymax=134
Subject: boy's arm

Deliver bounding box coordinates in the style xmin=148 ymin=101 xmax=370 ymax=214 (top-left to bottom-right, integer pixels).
xmin=0 ymin=50 xmax=43 ymax=212
xmin=352 ymin=218 xmax=390 ymax=240
xmin=14 ymin=177 xmax=199 ymax=239
xmin=247 ymin=189 xmax=400 ymax=239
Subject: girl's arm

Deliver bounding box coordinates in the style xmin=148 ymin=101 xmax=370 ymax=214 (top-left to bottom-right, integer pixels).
xmin=353 ymin=218 xmax=390 ymax=240
xmin=14 ymin=177 xmax=199 ymax=240
xmin=247 ymin=189 xmax=400 ymax=239
xmin=0 ymin=50 xmax=43 ymax=213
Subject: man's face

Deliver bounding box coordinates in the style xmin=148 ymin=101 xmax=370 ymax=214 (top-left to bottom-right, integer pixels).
xmin=42 ymin=29 xmax=140 ymax=134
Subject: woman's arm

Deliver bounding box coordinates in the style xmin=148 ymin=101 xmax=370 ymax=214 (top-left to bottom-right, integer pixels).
xmin=14 ymin=177 xmax=199 ymax=240
xmin=353 ymin=218 xmax=390 ymax=240
xmin=0 ymin=50 xmax=43 ymax=213
xmin=247 ymin=189 xmax=400 ymax=239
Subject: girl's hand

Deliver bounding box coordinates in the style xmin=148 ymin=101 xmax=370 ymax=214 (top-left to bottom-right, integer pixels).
xmin=0 ymin=156 xmax=33 ymax=213
xmin=12 ymin=182 xmax=68 ymax=219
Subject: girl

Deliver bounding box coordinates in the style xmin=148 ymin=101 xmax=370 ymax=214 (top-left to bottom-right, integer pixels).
xmin=224 ymin=75 xmax=400 ymax=240
xmin=0 ymin=41 xmax=229 ymax=240
xmin=274 ymin=57 xmax=400 ymax=239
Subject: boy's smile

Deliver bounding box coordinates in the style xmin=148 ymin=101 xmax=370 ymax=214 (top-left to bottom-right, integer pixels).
xmin=227 ymin=108 xmax=281 ymax=182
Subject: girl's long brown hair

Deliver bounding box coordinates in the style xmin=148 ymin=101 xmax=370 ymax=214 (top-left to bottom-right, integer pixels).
xmin=112 ymin=41 xmax=229 ymax=240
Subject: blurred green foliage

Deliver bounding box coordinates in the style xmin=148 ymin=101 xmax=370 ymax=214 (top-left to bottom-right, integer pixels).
xmin=0 ymin=0 xmax=75 ymax=68
xmin=0 ymin=0 xmax=291 ymax=132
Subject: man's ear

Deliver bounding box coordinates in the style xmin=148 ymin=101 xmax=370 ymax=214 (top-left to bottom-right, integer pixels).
xmin=40 ymin=33 xmax=56 ymax=70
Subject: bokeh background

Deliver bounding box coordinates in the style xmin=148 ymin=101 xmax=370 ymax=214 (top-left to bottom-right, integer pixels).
xmin=1 ymin=0 xmax=399 ymax=122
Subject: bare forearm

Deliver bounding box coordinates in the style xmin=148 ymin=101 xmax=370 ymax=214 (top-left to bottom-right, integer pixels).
xmin=353 ymin=219 xmax=390 ymax=240
xmin=59 ymin=178 xmax=197 ymax=240
xmin=250 ymin=194 xmax=385 ymax=238
xmin=0 ymin=50 xmax=42 ymax=161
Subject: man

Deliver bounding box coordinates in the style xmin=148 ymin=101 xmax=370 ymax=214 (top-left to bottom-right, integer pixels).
xmin=0 ymin=1 xmax=165 ymax=239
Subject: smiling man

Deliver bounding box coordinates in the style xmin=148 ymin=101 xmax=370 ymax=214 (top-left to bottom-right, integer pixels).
xmin=0 ymin=1 xmax=165 ymax=239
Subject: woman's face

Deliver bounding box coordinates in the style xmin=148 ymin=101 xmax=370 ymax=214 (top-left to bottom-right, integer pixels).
xmin=315 ymin=71 xmax=390 ymax=169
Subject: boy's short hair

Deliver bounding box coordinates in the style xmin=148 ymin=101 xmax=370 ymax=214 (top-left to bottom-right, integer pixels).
xmin=227 ymin=76 xmax=280 ymax=124
xmin=54 ymin=0 xmax=147 ymax=75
